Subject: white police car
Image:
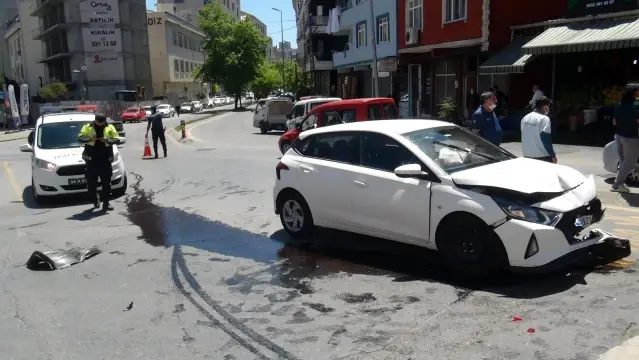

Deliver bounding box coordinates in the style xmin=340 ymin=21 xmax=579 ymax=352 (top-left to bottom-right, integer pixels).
xmin=20 ymin=112 xmax=128 ymax=204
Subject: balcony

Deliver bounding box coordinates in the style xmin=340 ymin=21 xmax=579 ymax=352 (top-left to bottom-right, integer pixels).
xmin=32 ymin=23 xmax=69 ymax=40
xmin=305 ymin=52 xmax=333 ymax=71
xmin=306 ymin=15 xmax=329 ymax=35
xmin=29 ymin=0 xmax=65 ymax=17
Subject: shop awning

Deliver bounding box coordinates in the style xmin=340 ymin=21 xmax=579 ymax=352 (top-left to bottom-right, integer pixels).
xmin=478 ymin=37 xmax=536 ymax=75
xmin=522 ymin=17 xmax=639 ymax=55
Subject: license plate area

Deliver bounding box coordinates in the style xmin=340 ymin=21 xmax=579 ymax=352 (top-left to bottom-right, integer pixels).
xmin=68 ymin=178 xmax=87 ymax=185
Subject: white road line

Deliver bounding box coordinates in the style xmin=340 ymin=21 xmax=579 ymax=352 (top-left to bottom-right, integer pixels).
xmin=187 ymin=113 xmax=233 ymax=143
xmin=599 ymin=336 xmax=639 ymax=359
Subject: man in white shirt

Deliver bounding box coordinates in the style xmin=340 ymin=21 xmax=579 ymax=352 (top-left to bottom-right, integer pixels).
xmin=527 ymin=85 xmax=544 ymax=109
xmin=521 ymin=96 xmax=556 ymax=163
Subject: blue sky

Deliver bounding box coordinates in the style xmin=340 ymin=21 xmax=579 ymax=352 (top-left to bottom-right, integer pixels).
xmin=146 ymin=0 xmax=297 ymax=47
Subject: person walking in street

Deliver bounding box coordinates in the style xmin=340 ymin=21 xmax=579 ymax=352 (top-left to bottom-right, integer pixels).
xmin=146 ymin=105 xmax=167 ymax=159
xmin=471 ymin=92 xmax=503 ymax=146
xmin=527 ymin=85 xmax=544 ymax=109
xmin=175 ymin=104 xmax=181 ymax=117
xmin=520 ymin=96 xmax=556 ymax=163
xmin=78 ymin=113 xmax=119 ymax=211
xmin=611 ymin=83 xmax=639 ymax=193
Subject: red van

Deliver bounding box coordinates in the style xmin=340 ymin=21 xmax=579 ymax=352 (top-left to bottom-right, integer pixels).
xmin=277 ymin=97 xmax=398 ymax=154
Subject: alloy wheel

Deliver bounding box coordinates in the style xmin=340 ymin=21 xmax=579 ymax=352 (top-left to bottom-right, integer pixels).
xmin=282 ymin=199 xmax=304 ymax=232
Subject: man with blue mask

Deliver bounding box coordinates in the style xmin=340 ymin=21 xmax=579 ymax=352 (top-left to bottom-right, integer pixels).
xmin=471 ymin=92 xmax=502 ymax=146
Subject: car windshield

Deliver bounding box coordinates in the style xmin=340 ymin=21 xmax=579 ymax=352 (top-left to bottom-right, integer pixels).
xmin=37 ymin=121 xmax=91 ymax=149
xmin=125 ymin=107 xmax=139 ymax=112
xmin=403 ymin=126 xmax=514 ymax=173
xmin=158 ymin=105 xmax=169 ymax=109
xmin=181 ymin=103 xmax=191 ymax=106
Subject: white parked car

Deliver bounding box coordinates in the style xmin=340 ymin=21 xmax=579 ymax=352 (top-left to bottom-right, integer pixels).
xmin=602 ymin=139 xmax=639 ymax=182
xmin=191 ymin=100 xmax=203 ymax=112
xmin=180 ymin=102 xmax=193 ymax=113
xmin=20 ymin=112 xmax=128 ymax=204
xmin=143 ymin=106 xmax=152 ymax=117
xmin=156 ymin=104 xmax=175 ymax=117
xmin=273 ymin=120 xmax=628 ymax=276
xmin=286 ymin=97 xmax=342 ymax=130
xmin=213 ymin=97 xmax=224 ymax=107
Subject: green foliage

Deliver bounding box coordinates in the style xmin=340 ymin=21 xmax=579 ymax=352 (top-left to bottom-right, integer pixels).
xmin=438 ymin=97 xmax=457 ymax=121
xmin=40 ymin=82 xmax=68 ymax=101
xmin=272 ymin=59 xmax=312 ymax=95
xmin=196 ymin=3 xmax=268 ymax=108
xmin=250 ymin=62 xmax=280 ymax=99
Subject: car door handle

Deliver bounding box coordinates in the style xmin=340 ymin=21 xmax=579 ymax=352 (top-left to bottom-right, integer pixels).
xmin=354 ymin=180 xmax=367 ymax=187
xmin=300 ymin=165 xmax=314 ymax=172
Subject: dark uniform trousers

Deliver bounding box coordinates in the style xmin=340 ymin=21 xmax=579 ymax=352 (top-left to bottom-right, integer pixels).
xmin=152 ymin=130 xmax=167 ymax=156
xmin=86 ymin=160 xmax=112 ymax=202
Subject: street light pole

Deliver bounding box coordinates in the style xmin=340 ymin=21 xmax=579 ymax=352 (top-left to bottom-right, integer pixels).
xmin=272 ymin=7 xmax=285 ymax=92
xmin=368 ymin=0 xmax=379 ymax=97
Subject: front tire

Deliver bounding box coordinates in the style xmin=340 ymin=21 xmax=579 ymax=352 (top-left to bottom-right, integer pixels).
xmin=260 ymin=123 xmax=268 ymax=134
xmin=112 ymin=175 xmax=128 ymax=197
xmin=436 ymin=213 xmax=508 ymax=278
xmin=280 ymin=141 xmax=291 ymax=154
xmin=278 ymin=192 xmax=314 ymax=238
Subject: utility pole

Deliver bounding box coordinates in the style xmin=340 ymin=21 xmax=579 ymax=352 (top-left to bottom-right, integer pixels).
xmin=272 ymin=8 xmax=285 ymax=92
xmin=368 ymin=0 xmax=379 ymax=97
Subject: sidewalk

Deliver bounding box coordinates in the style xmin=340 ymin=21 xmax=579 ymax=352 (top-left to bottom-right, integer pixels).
xmin=0 ymin=129 xmax=30 ymax=143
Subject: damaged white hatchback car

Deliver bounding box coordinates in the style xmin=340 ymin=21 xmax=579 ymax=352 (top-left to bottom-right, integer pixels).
xmin=273 ymin=120 xmax=630 ymax=277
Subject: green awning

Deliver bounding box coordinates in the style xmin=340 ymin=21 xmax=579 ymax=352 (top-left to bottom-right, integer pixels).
xmin=479 ymin=37 xmax=536 ymax=75
xmin=522 ymin=17 xmax=639 ymax=55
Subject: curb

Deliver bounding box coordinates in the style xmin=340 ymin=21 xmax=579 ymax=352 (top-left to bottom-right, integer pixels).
xmin=0 ymin=133 xmax=29 ymax=143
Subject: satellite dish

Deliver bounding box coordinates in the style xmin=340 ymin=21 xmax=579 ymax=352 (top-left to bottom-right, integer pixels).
xmin=81 ymin=65 xmax=87 ymax=71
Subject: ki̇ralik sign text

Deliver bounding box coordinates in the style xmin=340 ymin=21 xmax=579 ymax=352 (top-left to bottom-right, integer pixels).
xmin=80 ymin=0 xmax=120 ymax=25
xmin=566 ymin=0 xmax=639 ymax=17
xmin=82 ymin=28 xmax=123 ymax=53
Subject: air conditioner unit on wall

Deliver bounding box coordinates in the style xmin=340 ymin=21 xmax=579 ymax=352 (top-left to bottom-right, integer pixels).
xmin=405 ymin=28 xmax=419 ymax=45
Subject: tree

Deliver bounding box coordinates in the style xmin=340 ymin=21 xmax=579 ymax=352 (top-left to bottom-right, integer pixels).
xmin=195 ymin=3 xmax=268 ymax=108
xmin=40 ymin=82 xmax=68 ymax=102
xmin=273 ymin=59 xmax=313 ymax=97
xmin=250 ymin=62 xmax=280 ymax=99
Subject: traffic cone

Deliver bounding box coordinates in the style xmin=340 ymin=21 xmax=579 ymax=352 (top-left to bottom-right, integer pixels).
xmin=141 ymin=136 xmax=153 ymax=159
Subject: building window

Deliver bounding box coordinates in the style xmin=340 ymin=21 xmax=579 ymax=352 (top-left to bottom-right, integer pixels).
xmin=444 ymin=0 xmax=466 ymax=23
xmin=172 ymin=30 xmax=177 ymax=45
xmin=356 ymin=21 xmax=366 ymax=48
xmin=377 ymin=14 xmax=389 ymax=43
xmin=434 ymin=59 xmax=458 ymax=106
xmin=178 ymin=33 xmax=183 ymax=47
xmin=174 ymin=59 xmax=179 ymax=77
xmin=406 ymin=0 xmax=423 ymax=29
xmin=180 ymin=60 xmax=185 ymax=78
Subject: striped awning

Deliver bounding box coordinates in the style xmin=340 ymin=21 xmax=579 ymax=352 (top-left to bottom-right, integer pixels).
xmin=522 ymin=17 xmax=639 ymax=55
xmin=479 ymin=37 xmax=536 ymax=75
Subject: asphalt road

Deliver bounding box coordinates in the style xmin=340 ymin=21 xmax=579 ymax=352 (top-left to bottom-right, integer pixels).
xmin=1 ymin=111 xmax=639 ymax=360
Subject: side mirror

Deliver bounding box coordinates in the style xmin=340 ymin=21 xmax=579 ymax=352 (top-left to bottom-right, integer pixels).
xmin=394 ymin=164 xmax=428 ymax=178
xmin=20 ymin=143 xmax=33 ymax=152
xmin=118 ymin=137 xmax=127 ymax=145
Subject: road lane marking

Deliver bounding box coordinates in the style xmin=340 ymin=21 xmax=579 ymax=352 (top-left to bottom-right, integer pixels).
xmin=3 ymin=161 xmax=22 ymax=200
xmin=188 ymin=113 xmax=234 ymax=142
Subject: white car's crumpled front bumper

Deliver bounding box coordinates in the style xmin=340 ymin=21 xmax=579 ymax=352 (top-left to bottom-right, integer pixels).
xmin=493 ymin=176 xmax=630 ymax=270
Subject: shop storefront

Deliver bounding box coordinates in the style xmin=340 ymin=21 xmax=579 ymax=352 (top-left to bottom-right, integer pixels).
xmin=478 ymin=2 xmax=639 ymax=145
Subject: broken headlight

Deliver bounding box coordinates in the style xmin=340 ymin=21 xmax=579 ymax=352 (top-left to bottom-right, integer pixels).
xmin=492 ymin=197 xmax=563 ymax=227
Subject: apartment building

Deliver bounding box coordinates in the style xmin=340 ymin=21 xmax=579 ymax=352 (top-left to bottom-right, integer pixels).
xmin=28 ymin=0 xmax=152 ymax=100
xmin=147 ymin=11 xmax=205 ymax=102
xmin=294 ymin=0 xmax=348 ymax=96
xmin=0 ymin=2 xmax=20 ymax=78
xmin=157 ymin=0 xmax=241 ymax=23
xmin=333 ymin=0 xmax=398 ymax=98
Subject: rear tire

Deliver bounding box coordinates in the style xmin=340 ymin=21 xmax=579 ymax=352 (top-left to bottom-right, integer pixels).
xmin=436 ymin=213 xmax=508 ymax=278
xmin=260 ymin=123 xmax=268 ymax=134
xmin=278 ymin=191 xmax=314 ymax=238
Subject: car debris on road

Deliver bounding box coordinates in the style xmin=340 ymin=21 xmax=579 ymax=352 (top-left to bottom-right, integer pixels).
xmin=26 ymin=246 xmax=101 ymax=270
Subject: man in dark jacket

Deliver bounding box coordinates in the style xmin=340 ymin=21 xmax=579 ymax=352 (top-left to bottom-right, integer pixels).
xmin=146 ymin=106 xmax=167 ymax=158
xmin=471 ymin=92 xmax=503 ymax=146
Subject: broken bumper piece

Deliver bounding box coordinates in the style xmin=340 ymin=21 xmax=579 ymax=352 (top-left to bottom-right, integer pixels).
xmin=511 ymin=228 xmax=631 ymax=274
xmin=26 ymin=247 xmax=102 ymax=270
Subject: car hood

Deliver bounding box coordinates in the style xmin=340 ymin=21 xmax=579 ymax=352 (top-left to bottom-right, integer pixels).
xmin=451 ymin=158 xmax=586 ymax=194
xmin=38 ymin=147 xmax=86 ymax=166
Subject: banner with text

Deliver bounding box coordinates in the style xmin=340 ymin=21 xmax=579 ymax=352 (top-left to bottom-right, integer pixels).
xmin=566 ymin=0 xmax=639 ymax=17
xmin=82 ymin=28 xmax=122 ymax=53
xmin=80 ymin=0 xmax=120 ymax=25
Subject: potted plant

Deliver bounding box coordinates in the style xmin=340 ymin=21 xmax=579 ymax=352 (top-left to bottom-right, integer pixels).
xmin=438 ymin=97 xmax=457 ymax=122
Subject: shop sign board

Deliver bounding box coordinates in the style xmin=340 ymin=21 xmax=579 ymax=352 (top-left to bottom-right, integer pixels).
xmin=84 ymin=52 xmax=125 ymax=81
xmin=378 ymin=58 xmax=397 ymax=72
xmin=82 ymin=28 xmax=122 ymax=53
xmin=80 ymin=0 xmax=120 ymax=25
xmin=566 ymin=0 xmax=639 ymax=17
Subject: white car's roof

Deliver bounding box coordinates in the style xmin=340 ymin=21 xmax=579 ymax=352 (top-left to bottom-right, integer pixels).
xmin=157 ymin=104 xmax=170 ymax=107
xmin=294 ymin=97 xmax=341 ymax=106
xmin=298 ymin=119 xmax=454 ymax=140
xmin=37 ymin=113 xmax=96 ymax=125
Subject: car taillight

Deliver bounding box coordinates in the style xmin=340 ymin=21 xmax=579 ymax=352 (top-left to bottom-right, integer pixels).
xmin=276 ymin=161 xmax=288 ymax=180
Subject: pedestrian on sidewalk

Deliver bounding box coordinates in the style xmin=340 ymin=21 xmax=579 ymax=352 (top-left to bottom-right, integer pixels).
xmin=611 ymin=83 xmax=639 ymax=193
xmin=146 ymin=106 xmax=167 ymax=159
xmin=520 ymin=96 xmax=556 ymax=163
xmin=471 ymin=92 xmax=502 ymax=146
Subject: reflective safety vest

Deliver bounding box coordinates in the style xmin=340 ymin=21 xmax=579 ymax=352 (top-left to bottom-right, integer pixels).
xmin=78 ymin=123 xmax=119 ymax=146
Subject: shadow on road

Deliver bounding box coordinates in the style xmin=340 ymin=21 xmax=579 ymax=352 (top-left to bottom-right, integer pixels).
xmin=21 ymin=185 xmax=126 ymax=211
xmin=120 ymin=172 xmax=631 ymax=302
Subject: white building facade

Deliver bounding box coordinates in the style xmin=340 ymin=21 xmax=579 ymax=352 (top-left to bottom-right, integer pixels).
xmin=157 ymin=0 xmax=241 ymax=23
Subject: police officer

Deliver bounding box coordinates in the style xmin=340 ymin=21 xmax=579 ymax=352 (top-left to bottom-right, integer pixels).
xmin=78 ymin=113 xmax=119 ymax=211
xmin=146 ymin=105 xmax=167 ymax=158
